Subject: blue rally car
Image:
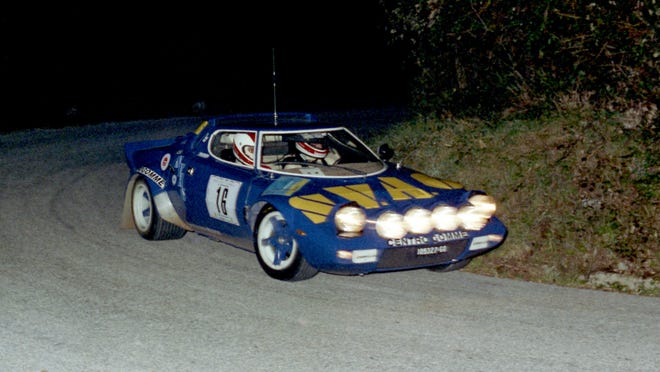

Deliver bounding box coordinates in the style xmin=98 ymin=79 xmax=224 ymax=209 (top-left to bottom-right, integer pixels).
xmin=121 ymin=112 xmax=507 ymax=281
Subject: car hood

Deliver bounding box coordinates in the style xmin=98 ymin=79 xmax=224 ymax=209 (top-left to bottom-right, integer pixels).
xmin=264 ymin=164 xmax=473 ymax=222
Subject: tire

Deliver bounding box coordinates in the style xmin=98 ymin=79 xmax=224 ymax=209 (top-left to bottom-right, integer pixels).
xmin=428 ymin=258 xmax=472 ymax=273
xmin=254 ymin=208 xmax=318 ymax=281
xmin=131 ymin=178 xmax=186 ymax=240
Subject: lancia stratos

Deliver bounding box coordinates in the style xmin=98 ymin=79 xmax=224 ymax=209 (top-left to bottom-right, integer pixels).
xmin=121 ymin=112 xmax=507 ymax=281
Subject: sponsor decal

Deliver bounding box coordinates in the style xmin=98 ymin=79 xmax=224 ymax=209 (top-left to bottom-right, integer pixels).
xmin=417 ymin=245 xmax=448 ymax=256
xmin=388 ymin=236 xmax=429 ymax=247
xmin=160 ymin=153 xmax=171 ymax=171
xmin=205 ymin=175 xmax=242 ymax=225
xmin=433 ymin=231 xmax=469 ymax=242
xmin=175 ymin=156 xmax=186 ymax=189
xmin=200 ymin=132 xmax=210 ymax=144
xmin=137 ymin=167 xmax=165 ymax=189
xmin=386 ymin=233 xmax=467 ymax=248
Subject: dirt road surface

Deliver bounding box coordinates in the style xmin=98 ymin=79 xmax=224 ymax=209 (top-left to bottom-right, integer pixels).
xmin=1 ymin=114 xmax=658 ymax=371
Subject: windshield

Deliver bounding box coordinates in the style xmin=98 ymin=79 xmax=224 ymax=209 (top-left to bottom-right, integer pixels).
xmin=258 ymin=128 xmax=385 ymax=178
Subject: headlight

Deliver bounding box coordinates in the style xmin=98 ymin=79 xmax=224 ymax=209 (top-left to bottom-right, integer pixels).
xmin=458 ymin=205 xmax=489 ymax=230
xmin=376 ymin=211 xmax=406 ymax=239
xmin=468 ymin=194 xmax=496 ymax=217
xmin=403 ymin=207 xmax=433 ymax=234
xmin=335 ymin=205 xmax=366 ymax=237
xmin=431 ymin=205 xmax=459 ymax=231
xmin=456 ymin=194 xmax=497 ymax=231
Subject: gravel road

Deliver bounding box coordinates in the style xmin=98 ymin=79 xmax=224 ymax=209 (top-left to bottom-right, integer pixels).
xmin=1 ymin=112 xmax=658 ymax=371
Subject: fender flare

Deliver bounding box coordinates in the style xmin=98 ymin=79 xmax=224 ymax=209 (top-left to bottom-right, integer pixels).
xmin=120 ymin=174 xmax=192 ymax=231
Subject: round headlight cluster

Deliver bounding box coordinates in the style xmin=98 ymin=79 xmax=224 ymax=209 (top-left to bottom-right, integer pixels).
xmin=335 ymin=204 xmax=367 ymax=237
xmin=403 ymin=207 xmax=433 ymax=234
xmin=375 ymin=194 xmax=497 ymax=239
xmin=468 ymin=194 xmax=497 ymax=215
xmin=375 ymin=211 xmax=406 ymax=239
xmin=431 ymin=205 xmax=460 ymax=231
xmin=457 ymin=194 xmax=497 ymax=231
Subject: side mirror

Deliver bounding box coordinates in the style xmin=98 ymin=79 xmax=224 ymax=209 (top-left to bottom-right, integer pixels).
xmin=377 ymin=144 xmax=394 ymax=161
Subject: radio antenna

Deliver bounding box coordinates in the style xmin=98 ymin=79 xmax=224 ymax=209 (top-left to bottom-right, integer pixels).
xmin=272 ymin=48 xmax=278 ymax=125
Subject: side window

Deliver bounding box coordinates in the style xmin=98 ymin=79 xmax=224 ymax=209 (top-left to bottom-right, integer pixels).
xmin=260 ymin=134 xmax=288 ymax=165
xmin=209 ymin=131 xmax=257 ymax=168
xmin=209 ymin=132 xmax=237 ymax=163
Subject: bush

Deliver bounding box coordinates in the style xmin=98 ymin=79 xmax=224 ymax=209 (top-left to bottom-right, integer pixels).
xmin=380 ymin=0 xmax=659 ymax=118
xmin=368 ymin=107 xmax=659 ymax=294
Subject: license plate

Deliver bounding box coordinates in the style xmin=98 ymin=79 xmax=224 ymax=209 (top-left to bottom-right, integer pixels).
xmin=416 ymin=245 xmax=448 ymax=256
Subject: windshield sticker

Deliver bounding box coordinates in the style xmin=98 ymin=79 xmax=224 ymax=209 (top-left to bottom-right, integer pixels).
xmin=299 ymin=167 xmax=324 ymax=176
xmin=205 ymin=175 xmax=242 ymax=225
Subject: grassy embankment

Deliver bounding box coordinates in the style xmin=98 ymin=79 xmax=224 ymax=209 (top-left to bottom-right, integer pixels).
xmin=368 ymin=104 xmax=659 ymax=296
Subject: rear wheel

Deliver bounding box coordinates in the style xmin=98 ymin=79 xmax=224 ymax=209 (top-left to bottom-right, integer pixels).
xmin=131 ymin=178 xmax=186 ymax=240
xmin=255 ymin=208 xmax=318 ymax=281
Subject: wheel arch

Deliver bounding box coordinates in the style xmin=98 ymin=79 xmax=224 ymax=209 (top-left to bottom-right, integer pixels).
xmin=247 ymin=197 xmax=298 ymax=235
xmin=252 ymin=203 xmax=320 ymax=281
xmin=120 ymin=174 xmax=140 ymax=229
xmin=249 ymin=197 xmax=326 ymax=267
xmin=120 ymin=173 xmax=192 ymax=231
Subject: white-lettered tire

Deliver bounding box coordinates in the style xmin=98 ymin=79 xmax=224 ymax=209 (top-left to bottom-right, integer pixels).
xmin=255 ymin=207 xmax=318 ymax=281
xmin=131 ymin=178 xmax=186 ymax=240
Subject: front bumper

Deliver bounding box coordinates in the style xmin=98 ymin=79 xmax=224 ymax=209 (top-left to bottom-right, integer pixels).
xmin=312 ymin=217 xmax=507 ymax=276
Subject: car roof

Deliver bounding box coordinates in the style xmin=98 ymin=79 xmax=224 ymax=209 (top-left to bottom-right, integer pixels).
xmin=205 ymin=112 xmax=341 ymax=131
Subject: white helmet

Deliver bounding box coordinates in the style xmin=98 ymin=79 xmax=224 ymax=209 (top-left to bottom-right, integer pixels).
xmin=233 ymin=132 xmax=256 ymax=166
xmin=296 ymin=140 xmax=328 ymax=160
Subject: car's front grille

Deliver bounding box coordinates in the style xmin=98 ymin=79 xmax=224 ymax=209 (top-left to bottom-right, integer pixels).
xmin=376 ymin=239 xmax=468 ymax=269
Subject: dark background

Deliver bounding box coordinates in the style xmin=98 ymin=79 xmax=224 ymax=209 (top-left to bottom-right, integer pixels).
xmin=1 ymin=4 xmax=410 ymax=132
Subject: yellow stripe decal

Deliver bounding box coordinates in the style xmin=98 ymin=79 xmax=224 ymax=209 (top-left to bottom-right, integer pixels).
xmin=194 ymin=120 xmax=208 ymax=135
xmin=324 ymin=184 xmax=380 ymax=209
xmin=289 ymin=194 xmax=335 ymax=224
xmin=411 ymin=173 xmax=463 ymax=189
xmin=379 ymin=177 xmax=433 ymax=200
xmin=289 ymin=176 xmax=453 ymax=223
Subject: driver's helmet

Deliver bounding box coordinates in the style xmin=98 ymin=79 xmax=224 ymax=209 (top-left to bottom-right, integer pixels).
xmin=233 ymin=132 xmax=256 ymax=166
xmin=296 ymin=140 xmax=328 ymax=161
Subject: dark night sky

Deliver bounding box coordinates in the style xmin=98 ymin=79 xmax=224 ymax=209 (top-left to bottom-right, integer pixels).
xmin=1 ymin=4 xmax=410 ymax=132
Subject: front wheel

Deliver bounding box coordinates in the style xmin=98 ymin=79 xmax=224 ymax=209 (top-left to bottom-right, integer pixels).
xmin=131 ymin=178 xmax=186 ymax=240
xmin=255 ymin=208 xmax=318 ymax=281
